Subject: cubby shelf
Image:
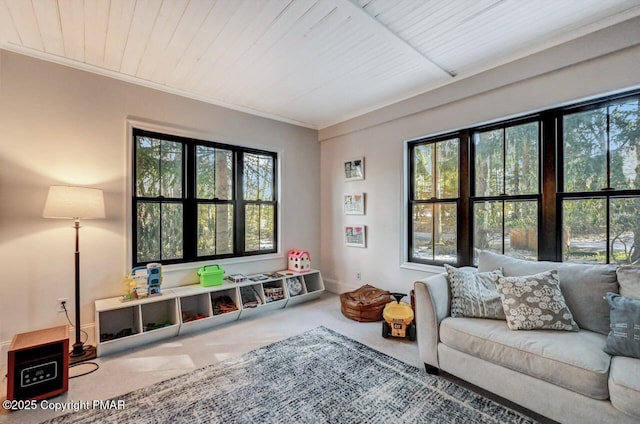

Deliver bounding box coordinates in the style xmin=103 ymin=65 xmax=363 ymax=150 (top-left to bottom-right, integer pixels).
xmin=95 ymin=269 xmax=324 ymax=357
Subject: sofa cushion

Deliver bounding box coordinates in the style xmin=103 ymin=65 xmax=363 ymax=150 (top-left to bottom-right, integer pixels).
xmin=496 ymin=270 xmax=578 ymax=331
xmin=439 ymin=317 xmax=611 ymax=399
xmin=616 ymin=265 xmax=640 ymax=299
xmin=609 ymin=356 xmax=640 ymax=418
xmin=605 ymin=292 xmax=640 ymax=359
xmin=444 ymin=264 xmax=505 ymax=319
xmin=478 ymin=250 xmax=618 ymax=335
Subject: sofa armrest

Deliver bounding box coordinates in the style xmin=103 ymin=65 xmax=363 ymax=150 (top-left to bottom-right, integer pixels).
xmin=414 ymin=273 xmax=450 ymax=369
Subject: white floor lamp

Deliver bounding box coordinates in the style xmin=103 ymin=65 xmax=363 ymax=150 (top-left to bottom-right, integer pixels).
xmin=43 ymin=185 xmax=105 ymax=364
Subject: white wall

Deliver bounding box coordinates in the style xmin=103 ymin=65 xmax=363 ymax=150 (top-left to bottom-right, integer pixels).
xmin=0 ymin=51 xmax=320 ymax=360
xmin=319 ymin=18 xmax=640 ymax=294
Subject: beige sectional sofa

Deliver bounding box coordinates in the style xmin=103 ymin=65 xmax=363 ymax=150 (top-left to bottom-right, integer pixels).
xmin=414 ymin=251 xmax=640 ymax=424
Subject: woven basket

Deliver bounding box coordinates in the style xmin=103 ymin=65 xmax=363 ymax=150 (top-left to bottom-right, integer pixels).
xmin=340 ymin=284 xmax=391 ymax=322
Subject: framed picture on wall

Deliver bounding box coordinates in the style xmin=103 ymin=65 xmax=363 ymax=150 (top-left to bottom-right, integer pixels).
xmin=345 ymin=225 xmax=366 ymax=248
xmin=343 ymin=193 xmax=365 ymax=215
xmin=344 ymin=157 xmax=365 ymax=181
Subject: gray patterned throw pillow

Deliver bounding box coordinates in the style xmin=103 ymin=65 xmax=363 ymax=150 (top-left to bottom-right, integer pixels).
xmin=444 ymin=264 xmax=505 ymax=319
xmin=604 ymin=292 xmax=640 ymax=359
xmin=496 ymin=270 xmax=579 ymax=331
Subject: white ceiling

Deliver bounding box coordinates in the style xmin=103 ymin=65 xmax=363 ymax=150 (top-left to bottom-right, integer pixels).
xmin=1 ymin=0 xmax=640 ymax=129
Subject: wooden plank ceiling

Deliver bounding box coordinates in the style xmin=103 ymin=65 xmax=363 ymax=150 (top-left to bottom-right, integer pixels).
xmin=1 ymin=0 xmax=639 ymax=129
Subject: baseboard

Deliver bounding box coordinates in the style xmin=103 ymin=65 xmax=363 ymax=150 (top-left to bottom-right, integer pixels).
xmin=323 ymin=278 xmax=361 ymax=294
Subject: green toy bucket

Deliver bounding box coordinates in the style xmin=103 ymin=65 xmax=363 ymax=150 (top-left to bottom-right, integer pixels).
xmin=198 ymin=265 xmax=224 ymax=287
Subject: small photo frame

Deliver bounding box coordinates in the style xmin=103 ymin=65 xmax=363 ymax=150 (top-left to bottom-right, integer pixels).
xmin=344 ymin=157 xmax=364 ymax=181
xmin=343 ymin=193 xmax=365 ymax=215
xmin=345 ymin=225 xmax=366 ymax=248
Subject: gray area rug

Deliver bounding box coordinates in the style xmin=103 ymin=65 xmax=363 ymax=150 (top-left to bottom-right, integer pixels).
xmin=44 ymin=326 xmax=538 ymax=423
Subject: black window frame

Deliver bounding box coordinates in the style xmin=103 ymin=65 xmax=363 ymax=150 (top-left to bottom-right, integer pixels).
xmin=132 ymin=128 xmax=278 ymax=267
xmin=407 ymin=88 xmax=640 ymax=267
xmin=469 ymin=116 xmax=542 ymax=264
xmin=557 ymin=95 xmax=640 ymax=264
xmin=408 ymin=132 xmax=469 ymax=265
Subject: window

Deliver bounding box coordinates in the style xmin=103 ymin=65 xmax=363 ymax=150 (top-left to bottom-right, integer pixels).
xmin=243 ymin=152 xmax=276 ymax=252
xmin=195 ymin=145 xmax=234 ymax=257
xmin=408 ymin=136 xmax=460 ymax=264
xmin=406 ymin=89 xmax=640 ymax=266
xmin=133 ymin=128 xmax=277 ymax=266
xmin=135 ymin=136 xmax=184 ymax=263
xmin=472 ymin=120 xmax=540 ymax=264
xmin=560 ymin=97 xmax=640 ymax=263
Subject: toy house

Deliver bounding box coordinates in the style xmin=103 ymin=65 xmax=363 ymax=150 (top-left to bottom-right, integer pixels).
xmin=288 ymin=250 xmax=311 ymax=273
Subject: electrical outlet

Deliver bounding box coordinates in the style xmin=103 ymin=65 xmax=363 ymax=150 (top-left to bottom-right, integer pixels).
xmin=57 ymin=298 xmax=69 ymax=313
xmin=356 ymin=272 xmax=361 ymax=280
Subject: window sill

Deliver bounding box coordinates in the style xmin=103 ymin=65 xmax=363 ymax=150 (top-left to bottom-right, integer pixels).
xmin=159 ymin=252 xmax=285 ymax=274
xmin=400 ymin=262 xmax=446 ymax=274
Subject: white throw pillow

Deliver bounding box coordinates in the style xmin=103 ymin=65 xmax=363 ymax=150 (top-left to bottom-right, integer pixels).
xmin=445 ymin=264 xmax=505 ymax=320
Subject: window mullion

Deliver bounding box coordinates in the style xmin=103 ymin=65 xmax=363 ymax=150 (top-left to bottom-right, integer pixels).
xmin=408 ymin=146 xmax=416 ymax=262
xmin=235 ymin=150 xmax=245 ymax=254
xmin=502 ymin=127 xmax=507 ymax=196
xmin=258 ymin=203 xmax=263 ymax=250
xmin=213 ymin=203 xmax=218 ymax=256
xmin=540 ymin=112 xmax=559 ymax=261
xmin=430 ymin=203 xmax=435 ymax=261
xmin=183 ymin=142 xmax=196 ymax=261
xmin=606 ymin=105 xmax=612 ymax=190
xmin=432 ymin=144 xmax=438 ymax=260
xmin=500 ymin=127 xmax=507 ymax=255
xmin=501 ymin=200 xmax=506 ymax=255
xmin=459 ymin=130 xmax=471 ymax=266
xmin=158 ymin=202 xmax=163 ymax=262
xmin=606 ymin=197 xmax=611 ymax=263
xmin=432 ymin=144 xmax=437 ymax=198
xmin=158 ymin=142 xmax=164 ymax=261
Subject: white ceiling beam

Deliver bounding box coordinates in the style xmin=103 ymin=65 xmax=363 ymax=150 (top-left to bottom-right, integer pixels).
xmin=341 ymin=0 xmax=456 ymax=78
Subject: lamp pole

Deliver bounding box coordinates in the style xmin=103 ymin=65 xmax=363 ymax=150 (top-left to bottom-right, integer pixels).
xmin=43 ymin=185 xmax=103 ymax=364
xmin=71 ymin=218 xmax=83 ymax=357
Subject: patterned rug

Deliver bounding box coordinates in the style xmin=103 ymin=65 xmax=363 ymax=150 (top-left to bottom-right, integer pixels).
xmin=44 ymin=326 xmax=537 ymax=424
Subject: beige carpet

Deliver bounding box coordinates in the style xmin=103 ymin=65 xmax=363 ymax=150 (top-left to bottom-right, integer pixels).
xmin=1 ymin=293 xmax=421 ymax=423
xmin=1 ymin=292 xmax=550 ymax=424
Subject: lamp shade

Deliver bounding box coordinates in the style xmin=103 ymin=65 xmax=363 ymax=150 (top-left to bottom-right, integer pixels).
xmin=43 ymin=186 xmax=106 ymax=219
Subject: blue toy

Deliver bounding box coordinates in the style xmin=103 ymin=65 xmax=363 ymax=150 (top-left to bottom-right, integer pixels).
xmin=131 ymin=263 xmax=162 ymax=297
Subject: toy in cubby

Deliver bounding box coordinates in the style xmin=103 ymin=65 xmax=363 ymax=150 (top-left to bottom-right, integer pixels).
xmin=121 ymin=263 xmax=163 ymax=302
xmin=181 ymin=310 xmax=208 ymax=323
xmin=121 ymin=275 xmax=138 ymax=302
xmin=146 ymin=263 xmax=162 ymax=295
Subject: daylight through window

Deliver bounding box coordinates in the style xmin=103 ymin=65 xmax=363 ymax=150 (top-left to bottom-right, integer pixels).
xmin=133 ymin=128 xmax=277 ymax=266
xmin=407 ymin=89 xmax=640 ymax=266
